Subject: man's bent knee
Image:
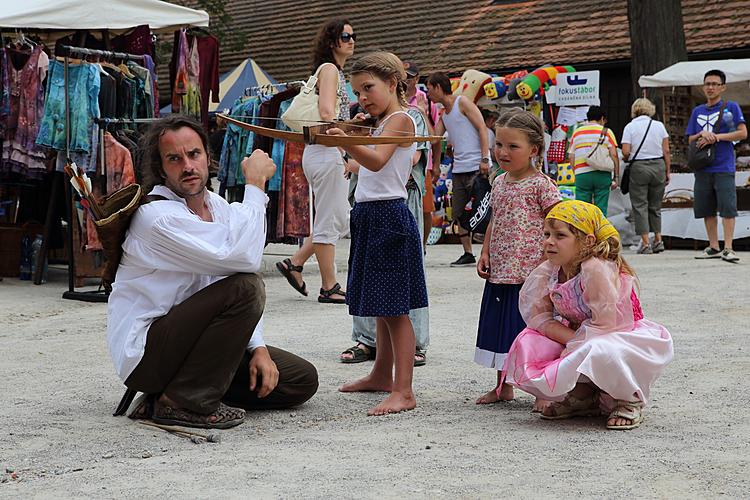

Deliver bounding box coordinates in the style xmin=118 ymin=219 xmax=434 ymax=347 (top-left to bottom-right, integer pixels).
xmin=221 ymin=273 xmax=266 ymax=324
xmin=285 ymin=358 xmax=319 ymax=408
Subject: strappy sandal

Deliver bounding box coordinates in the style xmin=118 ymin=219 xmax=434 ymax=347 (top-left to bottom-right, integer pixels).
xmin=275 ymin=258 xmax=308 ymax=296
xmin=540 ymin=391 xmax=601 ymax=420
xmin=339 ymin=343 xmax=376 ymax=363
xmin=606 ymin=400 xmax=644 ymax=430
xmin=318 ymin=283 xmax=346 ymax=304
xmin=153 ymin=401 xmax=246 ymax=429
xmin=414 ymin=349 xmax=427 ymax=367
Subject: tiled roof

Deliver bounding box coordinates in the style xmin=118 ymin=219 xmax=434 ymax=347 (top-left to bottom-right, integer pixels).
xmin=171 ymin=0 xmax=750 ymax=82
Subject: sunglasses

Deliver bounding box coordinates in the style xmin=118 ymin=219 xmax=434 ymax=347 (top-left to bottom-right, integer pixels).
xmin=340 ymin=32 xmax=357 ymax=43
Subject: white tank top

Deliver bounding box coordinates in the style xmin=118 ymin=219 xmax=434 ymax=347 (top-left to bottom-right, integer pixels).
xmin=355 ymin=111 xmax=417 ymax=203
xmin=441 ymin=95 xmax=482 ymax=173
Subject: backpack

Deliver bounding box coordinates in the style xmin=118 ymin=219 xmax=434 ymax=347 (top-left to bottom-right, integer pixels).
xmin=458 ymin=175 xmax=492 ymax=234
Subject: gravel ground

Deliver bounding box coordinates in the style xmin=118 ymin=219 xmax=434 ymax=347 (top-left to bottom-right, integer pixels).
xmin=0 ymin=242 xmax=747 ymax=498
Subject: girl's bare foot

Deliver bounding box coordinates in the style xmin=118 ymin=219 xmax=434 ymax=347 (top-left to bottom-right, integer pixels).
xmin=476 ymin=383 xmax=514 ymax=404
xmin=339 ymin=375 xmax=392 ymax=393
xmin=368 ymin=391 xmax=416 ymax=416
xmin=532 ymin=398 xmax=551 ymax=413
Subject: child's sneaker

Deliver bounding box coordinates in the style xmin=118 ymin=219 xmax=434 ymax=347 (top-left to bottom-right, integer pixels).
xmin=721 ymin=249 xmax=740 ymax=263
xmin=695 ymin=247 xmax=722 ymax=259
xmin=450 ymin=252 xmax=476 ymax=267
xmin=652 ymin=240 xmax=665 ymax=253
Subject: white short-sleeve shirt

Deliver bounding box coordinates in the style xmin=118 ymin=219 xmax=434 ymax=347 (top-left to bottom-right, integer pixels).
xmin=621 ymin=115 xmax=669 ymax=160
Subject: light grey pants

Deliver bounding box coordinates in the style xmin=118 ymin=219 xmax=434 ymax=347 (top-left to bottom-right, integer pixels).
xmin=350 ymin=184 xmax=430 ymax=350
xmin=628 ymin=158 xmax=666 ymax=235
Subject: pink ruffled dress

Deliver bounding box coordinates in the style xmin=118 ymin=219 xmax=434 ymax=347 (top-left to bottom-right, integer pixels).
xmin=503 ymin=258 xmax=673 ymax=408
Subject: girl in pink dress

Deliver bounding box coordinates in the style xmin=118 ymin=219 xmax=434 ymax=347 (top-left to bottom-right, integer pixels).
xmin=474 ymin=109 xmax=561 ymax=404
xmin=503 ymin=200 xmax=674 ymax=429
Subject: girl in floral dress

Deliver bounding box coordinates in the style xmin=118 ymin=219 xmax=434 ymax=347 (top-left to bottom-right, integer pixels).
xmin=474 ymin=109 xmax=561 ymax=404
xmin=503 ymin=200 xmax=674 ymax=429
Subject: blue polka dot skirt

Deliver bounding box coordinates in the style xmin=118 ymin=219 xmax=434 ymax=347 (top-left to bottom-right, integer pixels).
xmin=474 ymin=282 xmax=526 ymax=369
xmin=347 ymin=199 xmax=428 ymax=317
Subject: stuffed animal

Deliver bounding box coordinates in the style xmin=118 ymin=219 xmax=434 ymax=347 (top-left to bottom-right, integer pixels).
xmin=516 ymin=65 xmax=576 ymax=101
xmin=483 ymin=77 xmax=507 ymax=100
xmin=453 ymin=69 xmax=492 ymax=103
xmin=516 ymin=66 xmax=553 ymax=100
xmin=552 ymin=65 xmax=576 ymax=84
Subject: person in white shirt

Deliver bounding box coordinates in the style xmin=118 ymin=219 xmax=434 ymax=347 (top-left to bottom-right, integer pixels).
xmin=621 ymin=98 xmax=671 ymax=254
xmin=108 ymin=116 xmax=318 ymax=429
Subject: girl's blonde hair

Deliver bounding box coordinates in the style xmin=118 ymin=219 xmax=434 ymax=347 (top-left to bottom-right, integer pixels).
xmin=564 ymin=223 xmax=638 ymax=281
xmin=350 ymin=52 xmax=408 ymax=107
xmin=631 ymin=97 xmax=656 ymax=118
xmin=494 ymin=108 xmax=545 ymax=170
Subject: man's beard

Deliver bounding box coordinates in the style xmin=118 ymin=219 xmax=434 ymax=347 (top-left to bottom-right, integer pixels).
xmin=166 ymin=173 xmax=207 ymax=199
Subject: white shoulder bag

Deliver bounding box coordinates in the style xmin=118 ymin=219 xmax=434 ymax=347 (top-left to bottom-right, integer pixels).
xmin=586 ymin=127 xmax=615 ymax=172
xmin=281 ymin=63 xmax=340 ymax=132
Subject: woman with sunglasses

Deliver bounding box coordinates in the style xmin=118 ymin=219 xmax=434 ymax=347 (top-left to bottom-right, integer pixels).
xmin=276 ymin=18 xmax=356 ymax=304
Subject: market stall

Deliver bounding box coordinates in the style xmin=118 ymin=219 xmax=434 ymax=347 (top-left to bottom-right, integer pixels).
xmin=639 ymin=60 xmax=750 ymax=241
xmin=0 ymin=0 xmax=209 ymax=300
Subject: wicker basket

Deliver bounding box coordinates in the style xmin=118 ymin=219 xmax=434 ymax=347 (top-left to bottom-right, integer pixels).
xmin=662 ymin=188 xmax=694 ymax=209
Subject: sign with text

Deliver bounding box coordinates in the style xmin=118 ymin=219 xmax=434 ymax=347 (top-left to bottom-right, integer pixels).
xmin=556 ymin=71 xmax=600 ymax=106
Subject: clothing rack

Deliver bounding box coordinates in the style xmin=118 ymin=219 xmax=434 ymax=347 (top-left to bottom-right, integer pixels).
xmin=54 ymin=45 xmax=149 ymax=302
xmin=244 ymin=81 xmax=304 ymax=98
xmin=58 ymin=45 xmax=144 ymax=62
xmin=95 ymin=117 xmax=162 ymax=125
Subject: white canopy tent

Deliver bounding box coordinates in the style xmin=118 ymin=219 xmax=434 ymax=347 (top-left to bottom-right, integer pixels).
xmin=639 ymin=59 xmax=750 ymax=105
xmin=0 ymin=0 xmax=208 ymax=32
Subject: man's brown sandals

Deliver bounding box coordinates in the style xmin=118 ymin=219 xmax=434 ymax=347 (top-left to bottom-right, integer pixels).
xmin=152 ymin=401 xmax=245 ymax=429
xmin=128 ymin=394 xmax=245 ymax=429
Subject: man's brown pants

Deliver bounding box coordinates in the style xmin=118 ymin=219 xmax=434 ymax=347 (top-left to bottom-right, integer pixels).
xmin=125 ymin=273 xmax=317 ymax=414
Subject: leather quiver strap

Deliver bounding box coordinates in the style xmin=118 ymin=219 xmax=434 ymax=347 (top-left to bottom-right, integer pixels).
xmin=92 ymin=185 xmax=167 ymax=293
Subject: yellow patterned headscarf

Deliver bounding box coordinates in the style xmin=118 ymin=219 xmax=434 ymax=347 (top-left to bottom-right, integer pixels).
xmin=546 ymin=200 xmax=620 ymax=242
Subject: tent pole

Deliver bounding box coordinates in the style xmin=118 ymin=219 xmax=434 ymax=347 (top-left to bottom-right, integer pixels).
xmin=63 ymin=53 xmax=76 ymax=296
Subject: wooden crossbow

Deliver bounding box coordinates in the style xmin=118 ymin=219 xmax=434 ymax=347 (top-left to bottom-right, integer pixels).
xmin=217 ymin=114 xmax=442 ymax=147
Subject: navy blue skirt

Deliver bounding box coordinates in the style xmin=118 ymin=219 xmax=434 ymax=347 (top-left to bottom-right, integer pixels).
xmin=474 ymin=282 xmax=526 ymax=369
xmin=347 ymin=199 xmax=428 ymax=317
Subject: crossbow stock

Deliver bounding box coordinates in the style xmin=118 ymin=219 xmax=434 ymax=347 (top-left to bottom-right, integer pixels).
xmin=217 ymin=114 xmax=442 ymax=147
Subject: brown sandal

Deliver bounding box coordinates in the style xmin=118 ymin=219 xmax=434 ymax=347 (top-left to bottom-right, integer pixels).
xmin=318 ymin=283 xmax=346 ymax=304
xmin=275 ymin=258 xmax=308 ymax=296
xmin=339 ymin=343 xmax=376 ymax=363
xmin=153 ymin=401 xmax=245 ymax=429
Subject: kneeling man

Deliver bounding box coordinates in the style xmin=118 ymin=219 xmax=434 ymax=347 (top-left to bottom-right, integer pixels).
xmin=107 ymin=116 xmax=318 ymax=429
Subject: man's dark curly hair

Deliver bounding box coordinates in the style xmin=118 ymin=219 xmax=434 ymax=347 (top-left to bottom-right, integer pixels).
xmin=139 ymin=115 xmax=210 ymax=192
xmin=312 ymin=18 xmax=351 ymax=72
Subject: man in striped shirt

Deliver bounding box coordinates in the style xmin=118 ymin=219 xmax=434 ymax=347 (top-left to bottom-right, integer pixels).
xmin=568 ymin=106 xmax=620 ymax=215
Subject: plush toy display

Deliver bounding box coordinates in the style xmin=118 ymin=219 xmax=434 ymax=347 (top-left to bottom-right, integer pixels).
xmin=556 ymin=162 xmax=575 ymax=186
xmin=516 ymin=65 xmax=576 ymax=101
xmin=453 ymin=69 xmax=493 ymax=103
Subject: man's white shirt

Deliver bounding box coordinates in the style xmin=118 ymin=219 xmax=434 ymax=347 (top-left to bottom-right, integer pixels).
xmin=107 ymin=184 xmax=268 ymax=381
